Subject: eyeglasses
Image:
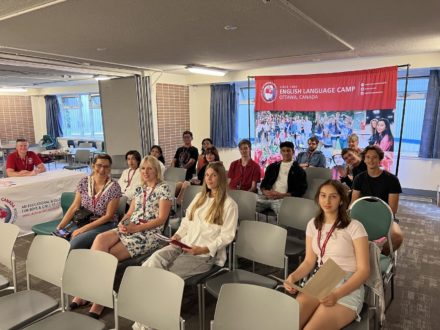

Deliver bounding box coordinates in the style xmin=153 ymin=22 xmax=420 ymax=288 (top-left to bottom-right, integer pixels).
xmin=95 ymin=164 xmax=110 ymax=170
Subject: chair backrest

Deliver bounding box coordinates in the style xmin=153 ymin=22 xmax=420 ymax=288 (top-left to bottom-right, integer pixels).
xmin=228 ymin=190 xmax=257 ymax=221
xmin=74 ymin=149 xmax=91 ymax=163
xmin=278 ymin=197 xmax=319 ymax=231
xmin=349 ymin=196 xmax=393 ymax=241
xmin=180 ymin=185 xmax=202 ymax=219
xmin=117 ymin=266 xmax=184 ymax=330
xmin=60 ymin=192 xmax=76 ymax=214
xmin=303 ymin=178 xmax=327 ymax=200
xmin=26 ymin=235 xmax=70 ymax=287
xmin=117 ymin=196 xmax=128 ymax=220
xmin=63 ymin=249 xmax=118 ymax=308
xmin=213 ymin=283 xmax=299 ymax=330
xmin=165 ymin=180 xmax=177 ymax=198
xmin=78 ymin=142 xmax=92 ymax=148
xmin=0 ymin=223 xmax=20 ymax=270
xmin=110 ymin=154 xmax=127 ymax=170
xmin=305 ymin=167 xmax=332 ymax=181
xmin=235 ymin=220 xmax=287 ymax=269
xmin=164 ymin=167 xmax=187 ymax=182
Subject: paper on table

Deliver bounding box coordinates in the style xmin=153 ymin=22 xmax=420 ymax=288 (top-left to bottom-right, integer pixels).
xmin=285 ymin=258 xmax=347 ymax=299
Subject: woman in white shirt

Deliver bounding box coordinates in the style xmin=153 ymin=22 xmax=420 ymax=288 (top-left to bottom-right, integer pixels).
xmin=118 ymin=150 xmax=142 ymax=203
xmin=142 ymin=161 xmax=238 ymax=278
xmin=284 ymin=180 xmax=369 ymax=329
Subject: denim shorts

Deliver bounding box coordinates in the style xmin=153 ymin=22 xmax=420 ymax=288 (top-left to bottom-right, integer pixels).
xmin=336 ymin=273 xmax=365 ymax=321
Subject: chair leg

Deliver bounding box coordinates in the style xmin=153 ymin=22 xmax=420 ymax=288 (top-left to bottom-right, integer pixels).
xmin=198 ymin=283 xmax=205 ymax=330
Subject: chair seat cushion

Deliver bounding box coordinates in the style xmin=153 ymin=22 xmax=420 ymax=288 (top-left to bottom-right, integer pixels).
xmin=184 ymin=265 xmax=222 ymax=287
xmin=285 ymin=236 xmax=305 ymax=256
xmin=24 ymin=311 xmax=105 ymax=330
xmin=0 ymin=274 xmax=9 ymax=290
xmin=0 ymin=290 xmax=58 ymax=330
xmin=205 ymin=269 xmax=278 ymax=298
xmin=31 ymin=219 xmax=62 ymax=236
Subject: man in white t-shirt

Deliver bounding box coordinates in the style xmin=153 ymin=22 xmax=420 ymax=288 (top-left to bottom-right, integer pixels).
xmin=257 ymin=141 xmax=307 ymax=214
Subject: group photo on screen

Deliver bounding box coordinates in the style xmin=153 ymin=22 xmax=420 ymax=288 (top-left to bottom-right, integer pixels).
xmin=253 ymin=109 xmax=396 ymax=174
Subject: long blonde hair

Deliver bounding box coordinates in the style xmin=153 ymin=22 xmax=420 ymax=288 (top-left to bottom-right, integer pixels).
xmin=188 ymin=162 xmax=227 ymax=225
xmin=140 ymin=156 xmax=163 ymax=185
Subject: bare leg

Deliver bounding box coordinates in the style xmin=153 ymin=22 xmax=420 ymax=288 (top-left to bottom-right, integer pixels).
xmin=176 ymin=181 xmax=190 ymax=205
xmin=296 ymin=293 xmax=320 ymax=328
xmin=382 ymin=222 xmax=403 ymax=255
xmin=91 ymin=230 xmax=120 ymax=252
xmin=304 ymin=303 xmax=357 ymax=330
xmin=109 ymin=241 xmax=132 ymax=261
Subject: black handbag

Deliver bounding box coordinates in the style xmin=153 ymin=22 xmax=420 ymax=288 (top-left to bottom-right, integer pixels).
xmin=72 ymin=206 xmax=94 ymax=228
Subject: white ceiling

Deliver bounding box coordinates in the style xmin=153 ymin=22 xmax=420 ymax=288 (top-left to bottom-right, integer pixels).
xmin=0 ymin=0 xmax=439 ymax=88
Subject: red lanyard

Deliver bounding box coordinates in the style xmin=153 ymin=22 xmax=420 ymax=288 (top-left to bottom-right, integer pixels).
xmin=317 ymin=222 xmax=337 ymax=265
xmin=142 ymin=185 xmax=156 ymax=218
xmin=92 ymin=178 xmax=109 ymax=212
xmin=126 ymin=169 xmax=136 ymax=188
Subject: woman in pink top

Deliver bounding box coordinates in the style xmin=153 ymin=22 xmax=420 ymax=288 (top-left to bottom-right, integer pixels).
xmin=375 ymin=118 xmax=394 ymax=152
xmin=284 ymin=180 xmax=369 ymax=329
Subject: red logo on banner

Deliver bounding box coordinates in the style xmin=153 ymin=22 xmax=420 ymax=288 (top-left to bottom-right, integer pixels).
xmin=255 ymin=66 xmax=397 ymax=112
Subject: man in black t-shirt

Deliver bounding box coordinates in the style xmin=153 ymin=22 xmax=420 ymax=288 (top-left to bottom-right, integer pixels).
xmin=351 ymin=145 xmax=403 ymax=253
xmin=172 ymin=130 xmax=199 ymax=181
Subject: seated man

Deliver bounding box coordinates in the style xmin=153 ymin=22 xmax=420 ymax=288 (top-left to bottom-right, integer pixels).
xmin=171 ymin=130 xmax=199 ymax=181
xmin=351 ymin=145 xmax=403 ymax=253
xmin=228 ymin=139 xmax=261 ymax=193
xmin=340 ymin=148 xmax=367 ymax=189
xmin=257 ymin=141 xmax=307 ymax=214
xmin=296 ymin=136 xmax=326 ymax=168
xmin=6 ymin=138 xmax=46 ymax=177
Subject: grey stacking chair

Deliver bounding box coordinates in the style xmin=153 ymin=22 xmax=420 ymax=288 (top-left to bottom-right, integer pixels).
xmin=210 ymin=283 xmax=299 ymax=330
xmin=0 ymin=223 xmax=20 ymax=294
xmin=201 ymin=221 xmax=287 ymax=329
xmin=64 ymin=149 xmax=90 ymax=171
xmin=117 ymin=196 xmax=128 ymax=220
xmin=304 ymin=166 xmax=332 ymax=181
xmin=164 ymin=167 xmax=187 ymax=182
xmin=303 ymin=178 xmax=328 ymax=200
xmin=115 ymin=266 xmax=185 ymax=330
xmin=78 ymin=142 xmax=93 ymax=148
xmin=110 ymin=155 xmax=126 ymax=179
xmin=167 ymin=185 xmax=201 ymax=237
xmin=0 ymin=235 xmax=70 ymax=330
xmin=277 ymin=197 xmax=319 ymax=277
xmin=228 ymin=190 xmax=257 ymax=222
xmin=25 ymin=249 xmax=118 ymax=330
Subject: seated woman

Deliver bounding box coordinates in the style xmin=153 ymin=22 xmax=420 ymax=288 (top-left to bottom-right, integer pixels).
xmin=196 ymin=138 xmax=213 ymax=173
xmin=149 ymin=144 xmax=166 ymax=178
xmin=142 ymin=162 xmax=238 ymax=279
xmin=70 ymin=156 xmax=172 ymax=318
xmin=176 ymin=146 xmax=219 ymax=205
xmin=284 ymin=180 xmax=369 ymax=330
xmin=56 ymin=154 xmax=122 ymax=250
xmin=118 ymin=150 xmax=142 ymax=204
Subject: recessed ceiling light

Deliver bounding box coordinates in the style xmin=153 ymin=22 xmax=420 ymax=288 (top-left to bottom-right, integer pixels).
xmin=94 ymin=75 xmax=112 ymax=81
xmin=96 ymin=47 xmax=107 ymax=52
xmin=224 ymin=25 xmax=238 ymax=31
xmin=186 ymin=66 xmax=227 ymax=76
xmin=0 ymin=87 xmax=27 ymax=92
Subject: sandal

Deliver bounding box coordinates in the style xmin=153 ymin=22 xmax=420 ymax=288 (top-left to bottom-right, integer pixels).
xmin=68 ymin=300 xmax=90 ymax=310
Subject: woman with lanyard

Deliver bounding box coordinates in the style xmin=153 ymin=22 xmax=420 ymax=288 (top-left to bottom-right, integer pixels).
xmin=71 ymin=156 xmax=172 ymax=318
xmin=57 ymin=154 xmax=122 ymax=250
xmin=284 ymin=180 xmax=369 ymax=329
xmin=118 ymin=150 xmax=142 ymax=204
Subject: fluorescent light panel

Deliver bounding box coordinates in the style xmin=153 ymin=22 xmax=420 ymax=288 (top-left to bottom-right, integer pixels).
xmin=0 ymin=87 xmax=28 ymax=92
xmin=186 ymin=66 xmax=227 ymax=77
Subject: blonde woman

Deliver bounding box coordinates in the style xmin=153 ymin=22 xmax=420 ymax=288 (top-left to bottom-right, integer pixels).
xmin=142 ymin=162 xmax=238 ymax=279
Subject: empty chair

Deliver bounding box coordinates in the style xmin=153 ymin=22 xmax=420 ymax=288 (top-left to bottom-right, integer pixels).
xmin=110 ymin=154 xmax=127 ymax=179
xmin=0 ymin=236 xmax=70 ymax=329
xmin=64 ymin=149 xmax=90 ymax=171
xmin=116 ymin=266 xmax=185 ymax=330
xmin=305 ymin=166 xmax=332 ymax=181
xmin=0 ymin=223 xmax=20 ymax=294
xmin=24 ymin=249 xmax=118 ymax=330
xmin=32 ymin=192 xmax=75 ymax=236
xmin=202 ymin=221 xmax=287 ymax=329
xmin=78 ymin=142 xmax=93 ymax=148
xmin=303 ymin=178 xmax=328 ymax=200
xmin=349 ymin=196 xmax=396 ymax=310
xmin=211 ymin=283 xmax=299 ymax=330
xmin=88 ymin=141 xmax=97 ymax=148
xmin=228 ymin=190 xmax=257 ymax=222
xmin=164 ymin=167 xmax=187 ymax=182
xmin=277 ymin=197 xmax=320 ymax=277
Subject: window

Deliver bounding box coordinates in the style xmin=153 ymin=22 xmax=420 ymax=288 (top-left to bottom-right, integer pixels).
xmin=57 ymin=94 xmax=104 ymax=139
xmin=236 ymin=82 xmax=256 ymax=143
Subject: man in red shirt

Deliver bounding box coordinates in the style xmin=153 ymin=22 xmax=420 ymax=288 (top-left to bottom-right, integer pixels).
xmin=6 ymin=138 xmax=46 ymax=177
xmin=228 ymin=139 xmax=261 ymax=193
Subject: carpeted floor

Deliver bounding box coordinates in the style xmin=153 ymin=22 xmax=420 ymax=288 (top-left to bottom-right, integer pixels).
xmin=1 ymin=199 xmax=439 ymax=329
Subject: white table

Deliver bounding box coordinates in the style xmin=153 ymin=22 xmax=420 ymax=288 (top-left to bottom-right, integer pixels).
xmin=0 ymin=170 xmax=86 ymax=234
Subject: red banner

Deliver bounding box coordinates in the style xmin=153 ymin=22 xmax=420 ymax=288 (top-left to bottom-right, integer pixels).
xmin=255 ymin=66 xmax=397 ymax=112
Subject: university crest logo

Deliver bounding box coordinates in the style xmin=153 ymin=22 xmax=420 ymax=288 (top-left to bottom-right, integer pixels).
xmin=261 ymin=82 xmax=277 ymax=103
xmin=0 ymin=198 xmax=17 ymax=224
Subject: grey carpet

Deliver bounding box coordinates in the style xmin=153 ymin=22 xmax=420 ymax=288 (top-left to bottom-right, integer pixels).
xmin=1 ymin=199 xmax=439 ymax=329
